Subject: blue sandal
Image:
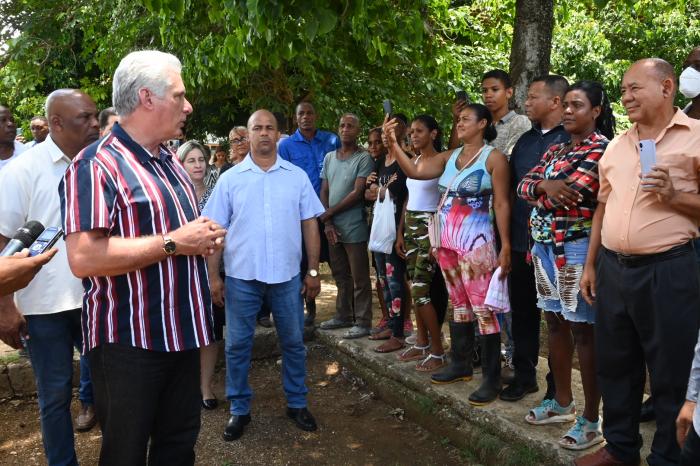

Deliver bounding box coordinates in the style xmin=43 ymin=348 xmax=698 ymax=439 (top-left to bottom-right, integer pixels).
xmin=559 ymin=416 xmax=604 ymax=450
xmin=525 ymin=398 xmax=576 ymax=425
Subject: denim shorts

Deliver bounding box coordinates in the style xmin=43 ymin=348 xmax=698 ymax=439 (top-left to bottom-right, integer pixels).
xmin=531 ymin=237 xmax=595 ymax=324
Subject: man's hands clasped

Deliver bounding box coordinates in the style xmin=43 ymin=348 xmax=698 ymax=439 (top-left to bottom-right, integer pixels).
xmin=170 ymin=217 xmax=226 ymax=256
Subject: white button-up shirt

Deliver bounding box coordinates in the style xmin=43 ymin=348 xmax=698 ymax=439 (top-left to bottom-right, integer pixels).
xmin=0 ymin=135 xmax=83 ymax=315
xmin=202 ymin=154 xmax=324 ymax=284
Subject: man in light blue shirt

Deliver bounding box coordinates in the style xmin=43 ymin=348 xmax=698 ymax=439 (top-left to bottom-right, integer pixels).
xmin=203 ymin=109 xmax=324 ymax=441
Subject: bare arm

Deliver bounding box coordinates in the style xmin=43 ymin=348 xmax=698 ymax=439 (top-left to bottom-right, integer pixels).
xmin=0 ymin=234 xmax=28 ymax=348
xmin=642 ymin=166 xmax=700 ymax=222
xmin=488 ymin=150 xmax=512 ymax=278
xmin=323 ymin=177 xmax=367 ymax=219
xmin=320 ymin=179 xmax=330 ymax=210
xmin=320 ymin=179 xmax=339 ymax=245
xmin=65 ymin=218 xmax=225 ymax=278
xmin=383 ymin=118 xmax=448 ymax=180
xmin=365 ymin=183 xmax=379 ymax=201
xmin=395 ymin=198 xmax=409 ymax=259
xmin=0 ymin=249 xmax=58 ymax=295
xmin=667 ymin=191 xmax=700 ymax=221
xmin=580 ymin=202 xmax=605 ymax=305
xmin=448 ymin=100 xmax=468 ymax=150
xmin=207 ymin=249 xmax=224 ymax=307
xmin=301 ymin=217 xmax=321 ymax=299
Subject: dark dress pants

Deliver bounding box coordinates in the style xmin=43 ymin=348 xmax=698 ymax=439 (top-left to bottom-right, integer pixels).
xmin=430 ymin=264 xmax=449 ymax=326
xmin=509 ymin=250 xmax=541 ymax=386
xmin=596 ymin=247 xmax=700 ymax=466
xmin=88 ymin=344 xmax=201 ymax=466
xmin=680 ymin=424 xmax=700 ymax=466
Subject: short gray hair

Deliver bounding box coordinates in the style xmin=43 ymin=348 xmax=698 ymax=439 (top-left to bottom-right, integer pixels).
xmin=112 ymin=50 xmax=182 ymax=116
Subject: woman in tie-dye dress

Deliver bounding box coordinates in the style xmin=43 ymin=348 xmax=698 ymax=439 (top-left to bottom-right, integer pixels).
xmin=384 ymin=103 xmax=511 ymax=406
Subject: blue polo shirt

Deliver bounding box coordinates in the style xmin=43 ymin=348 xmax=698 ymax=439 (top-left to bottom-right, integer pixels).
xmin=278 ymin=128 xmax=341 ymax=194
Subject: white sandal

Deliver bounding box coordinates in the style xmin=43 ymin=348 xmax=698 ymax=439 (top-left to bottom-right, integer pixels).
xmin=415 ymin=353 xmax=447 ymax=372
xmin=397 ymin=344 xmax=429 ymax=362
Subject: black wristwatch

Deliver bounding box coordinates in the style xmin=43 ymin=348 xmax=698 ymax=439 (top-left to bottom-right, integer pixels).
xmin=162 ymin=235 xmax=177 ymax=256
xmin=307 ymin=269 xmax=319 ymax=278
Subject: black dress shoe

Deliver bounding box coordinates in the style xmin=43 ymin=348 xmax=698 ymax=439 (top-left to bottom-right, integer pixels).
xmin=499 ymin=382 xmax=539 ymax=402
xmin=640 ymin=396 xmax=655 ymax=423
xmin=223 ymin=414 xmax=251 ymax=441
xmin=286 ymin=407 xmax=317 ymax=432
xmin=202 ymin=398 xmax=218 ymax=410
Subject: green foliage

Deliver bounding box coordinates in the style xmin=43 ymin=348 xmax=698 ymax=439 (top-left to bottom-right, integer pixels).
xmin=1 ymin=0 xmax=699 ymax=142
xmin=551 ymin=0 xmax=700 ymax=130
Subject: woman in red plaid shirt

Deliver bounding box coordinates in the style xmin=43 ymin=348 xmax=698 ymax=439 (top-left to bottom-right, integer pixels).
xmin=517 ymin=80 xmax=615 ymax=450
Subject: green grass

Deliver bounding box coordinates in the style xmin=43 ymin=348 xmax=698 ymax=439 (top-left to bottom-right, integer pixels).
xmin=0 ymin=352 xmax=21 ymax=365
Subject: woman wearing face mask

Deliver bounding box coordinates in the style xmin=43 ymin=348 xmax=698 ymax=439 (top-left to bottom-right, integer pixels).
xmin=680 ymin=46 xmax=700 ymax=120
xmin=517 ymin=81 xmax=615 ymax=450
xmin=177 ymin=140 xmax=224 ymax=411
xmin=393 ymin=115 xmax=450 ymax=372
xmin=384 ymin=104 xmax=512 ymax=405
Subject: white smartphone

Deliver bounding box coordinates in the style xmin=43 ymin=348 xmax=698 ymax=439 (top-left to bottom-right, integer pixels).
xmin=639 ymin=139 xmax=656 ymax=176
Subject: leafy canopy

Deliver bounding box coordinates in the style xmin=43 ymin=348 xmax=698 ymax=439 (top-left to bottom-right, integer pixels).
xmin=1 ymin=0 xmax=698 ymax=141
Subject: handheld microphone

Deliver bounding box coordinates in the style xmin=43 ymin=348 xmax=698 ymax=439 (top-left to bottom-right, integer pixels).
xmin=0 ymin=221 xmax=45 ymax=257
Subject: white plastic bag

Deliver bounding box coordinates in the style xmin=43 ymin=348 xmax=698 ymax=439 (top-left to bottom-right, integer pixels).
xmin=484 ymin=266 xmax=510 ymax=313
xmin=368 ymin=191 xmax=396 ymax=254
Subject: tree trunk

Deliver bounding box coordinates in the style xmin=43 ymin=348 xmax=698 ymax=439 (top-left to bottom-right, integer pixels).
xmin=509 ymin=0 xmax=555 ymax=112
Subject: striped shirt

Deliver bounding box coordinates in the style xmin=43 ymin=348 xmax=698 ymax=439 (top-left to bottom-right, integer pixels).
xmin=59 ymin=123 xmax=213 ymax=353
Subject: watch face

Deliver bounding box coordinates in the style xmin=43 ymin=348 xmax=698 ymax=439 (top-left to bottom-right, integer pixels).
xmin=163 ymin=237 xmax=176 ymax=254
xmin=308 ymin=269 xmax=318 ymax=277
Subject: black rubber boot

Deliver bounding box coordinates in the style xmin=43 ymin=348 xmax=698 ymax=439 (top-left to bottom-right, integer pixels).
xmin=431 ymin=321 xmax=474 ymax=384
xmin=468 ymin=333 xmax=502 ymax=405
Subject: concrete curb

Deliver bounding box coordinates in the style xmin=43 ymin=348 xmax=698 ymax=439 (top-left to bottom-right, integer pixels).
xmin=316 ymin=328 xmax=655 ymax=466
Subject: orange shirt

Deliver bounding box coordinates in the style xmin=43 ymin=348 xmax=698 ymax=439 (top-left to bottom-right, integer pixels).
xmin=598 ymin=109 xmax=700 ymax=254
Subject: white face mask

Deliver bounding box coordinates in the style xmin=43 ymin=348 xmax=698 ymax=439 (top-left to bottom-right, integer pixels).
xmin=679 ymin=66 xmax=700 ymax=99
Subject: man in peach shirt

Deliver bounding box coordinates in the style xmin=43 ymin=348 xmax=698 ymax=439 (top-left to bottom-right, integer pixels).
xmin=576 ymin=59 xmax=700 ymax=466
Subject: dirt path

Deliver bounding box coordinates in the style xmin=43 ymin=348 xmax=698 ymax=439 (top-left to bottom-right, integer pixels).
xmin=0 ymin=344 xmax=469 ymax=466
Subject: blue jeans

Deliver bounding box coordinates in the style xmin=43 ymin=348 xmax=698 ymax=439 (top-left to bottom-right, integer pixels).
xmin=374 ymin=250 xmax=406 ymax=337
xmin=25 ymin=309 xmax=83 ymax=466
xmin=225 ymin=274 xmax=307 ymax=415
xmin=79 ymin=355 xmax=93 ymax=405
xmin=531 ymin=237 xmax=595 ymax=324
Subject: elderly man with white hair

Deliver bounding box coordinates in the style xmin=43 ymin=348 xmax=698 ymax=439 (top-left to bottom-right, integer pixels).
xmin=60 ymin=50 xmax=226 ymax=466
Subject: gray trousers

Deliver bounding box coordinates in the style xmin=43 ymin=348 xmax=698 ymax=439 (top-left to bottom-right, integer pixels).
xmin=328 ymin=241 xmax=373 ymax=327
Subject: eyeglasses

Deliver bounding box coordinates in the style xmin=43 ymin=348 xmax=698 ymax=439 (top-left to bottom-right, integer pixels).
xmin=230 ymin=137 xmax=248 ymax=145
xmin=30 ymin=125 xmax=46 ymax=131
